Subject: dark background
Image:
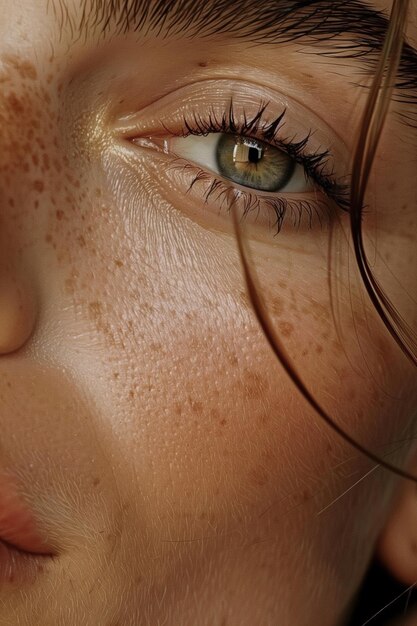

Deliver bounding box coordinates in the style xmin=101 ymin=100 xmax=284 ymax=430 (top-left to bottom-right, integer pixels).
xmin=347 ymin=560 xmax=417 ymax=626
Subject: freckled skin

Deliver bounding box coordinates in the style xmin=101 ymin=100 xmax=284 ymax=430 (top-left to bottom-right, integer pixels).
xmin=0 ymin=2 xmax=416 ymax=626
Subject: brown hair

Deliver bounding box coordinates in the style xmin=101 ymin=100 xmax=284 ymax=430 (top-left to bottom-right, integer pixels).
xmin=232 ymin=0 xmax=417 ymax=482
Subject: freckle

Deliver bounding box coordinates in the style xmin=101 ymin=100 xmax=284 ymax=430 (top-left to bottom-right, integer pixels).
xmin=316 ymin=344 xmax=323 ymax=354
xmin=278 ymin=321 xmax=294 ymax=338
xmin=42 ymin=90 xmax=51 ymax=105
xmin=33 ymin=180 xmax=44 ymax=193
xmin=270 ymin=297 xmax=284 ymax=316
xmin=77 ymin=235 xmax=86 ymax=247
xmin=113 ymin=372 xmax=119 ymax=380
xmin=6 ymin=92 xmax=24 ymax=114
xmin=302 ymin=349 xmax=308 ymax=356
xmin=129 ymin=389 xmax=135 ymax=399
xmin=42 ymin=153 xmax=50 ymax=171
xmin=93 ymin=477 xmax=100 ymax=487
xmin=220 ymin=418 xmax=227 ymax=426
xmin=198 ymin=61 xmax=208 ymax=67
xmin=45 ymin=233 xmax=53 ymax=243
xmin=189 ymin=397 xmax=203 ymax=414
xmin=174 ymin=403 xmax=182 ymax=416
xmin=31 ymin=153 xmax=39 ymax=166
xmin=56 ymin=209 xmax=64 ymax=221
xmin=16 ymin=58 xmax=37 ymax=80
xmin=88 ymin=301 xmax=103 ymax=320
xmin=114 ymin=259 xmax=124 ymax=268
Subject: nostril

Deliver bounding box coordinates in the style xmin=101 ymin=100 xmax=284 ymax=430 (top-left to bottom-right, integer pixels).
xmin=0 ymin=270 xmax=38 ymax=354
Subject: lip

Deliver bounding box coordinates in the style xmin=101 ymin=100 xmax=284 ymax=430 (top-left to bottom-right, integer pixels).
xmin=0 ymin=469 xmax=54 ymax=586
xmin=0 ymin=471 xmax=49 ymax=555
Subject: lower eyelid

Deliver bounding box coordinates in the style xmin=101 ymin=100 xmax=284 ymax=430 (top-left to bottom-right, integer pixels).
xmin=126 ymin=136 xmax=338 ymax=237
xmin=147 ymin=147 xmax=335 ymax=237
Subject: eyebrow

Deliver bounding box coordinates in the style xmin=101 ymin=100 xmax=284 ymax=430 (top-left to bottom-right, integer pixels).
xmin=63 ymin=0 xmax=417 ymax=125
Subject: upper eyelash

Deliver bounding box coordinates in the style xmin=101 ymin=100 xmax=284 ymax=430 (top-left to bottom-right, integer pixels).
xmin=174 ymin=100 xmax=351 ymax=211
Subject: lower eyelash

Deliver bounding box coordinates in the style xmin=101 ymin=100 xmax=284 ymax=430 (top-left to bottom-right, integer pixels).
xmin=170 ymin=160 xmax=333 ymax=235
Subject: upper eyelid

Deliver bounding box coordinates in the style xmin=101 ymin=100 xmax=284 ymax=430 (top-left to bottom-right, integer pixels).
xmin=115 ymin=79 xmax=351 ymax=206
xmin=114 ymin=79 xmax=346 ymax=150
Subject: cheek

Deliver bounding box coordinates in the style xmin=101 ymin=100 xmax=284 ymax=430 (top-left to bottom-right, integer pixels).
xmin=32 ymin=151 xmax=415 ymax=527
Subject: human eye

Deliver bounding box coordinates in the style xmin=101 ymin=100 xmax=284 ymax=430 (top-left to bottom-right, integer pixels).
xmin=115 ymin=80 xmax=350 ymax=238
xmin=167 ymin=112 xmax=316 ymax=194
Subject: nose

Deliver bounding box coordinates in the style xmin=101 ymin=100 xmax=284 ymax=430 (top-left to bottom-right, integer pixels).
xmin=0 ymin=258 xmax=37 ymax=354
xmin=0 ymin=53 xmax=42 ymax=356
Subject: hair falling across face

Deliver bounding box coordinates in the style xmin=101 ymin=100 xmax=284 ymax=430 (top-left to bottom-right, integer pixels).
xmin=0 ymin=1 xmax=416 ymax=625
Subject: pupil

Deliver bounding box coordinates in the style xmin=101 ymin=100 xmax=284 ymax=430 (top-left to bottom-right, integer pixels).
xmin=248 ymin=146 xmax=261 ymax=164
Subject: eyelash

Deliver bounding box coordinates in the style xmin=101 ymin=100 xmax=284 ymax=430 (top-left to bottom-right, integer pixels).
xmin=165 ymin=101 xmax=351 ymax=234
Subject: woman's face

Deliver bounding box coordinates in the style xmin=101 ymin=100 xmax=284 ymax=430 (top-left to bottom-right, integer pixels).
xmin=1 ymin=1 xmax=416 ymax=624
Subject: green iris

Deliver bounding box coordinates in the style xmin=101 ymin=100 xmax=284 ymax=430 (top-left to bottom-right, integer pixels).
xmin=216 ymin=134 xmax=295 ymax=192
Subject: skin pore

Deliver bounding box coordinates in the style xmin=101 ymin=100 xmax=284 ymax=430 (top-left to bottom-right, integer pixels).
xmin=0 ymin=1 xmax=416 ymax=625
